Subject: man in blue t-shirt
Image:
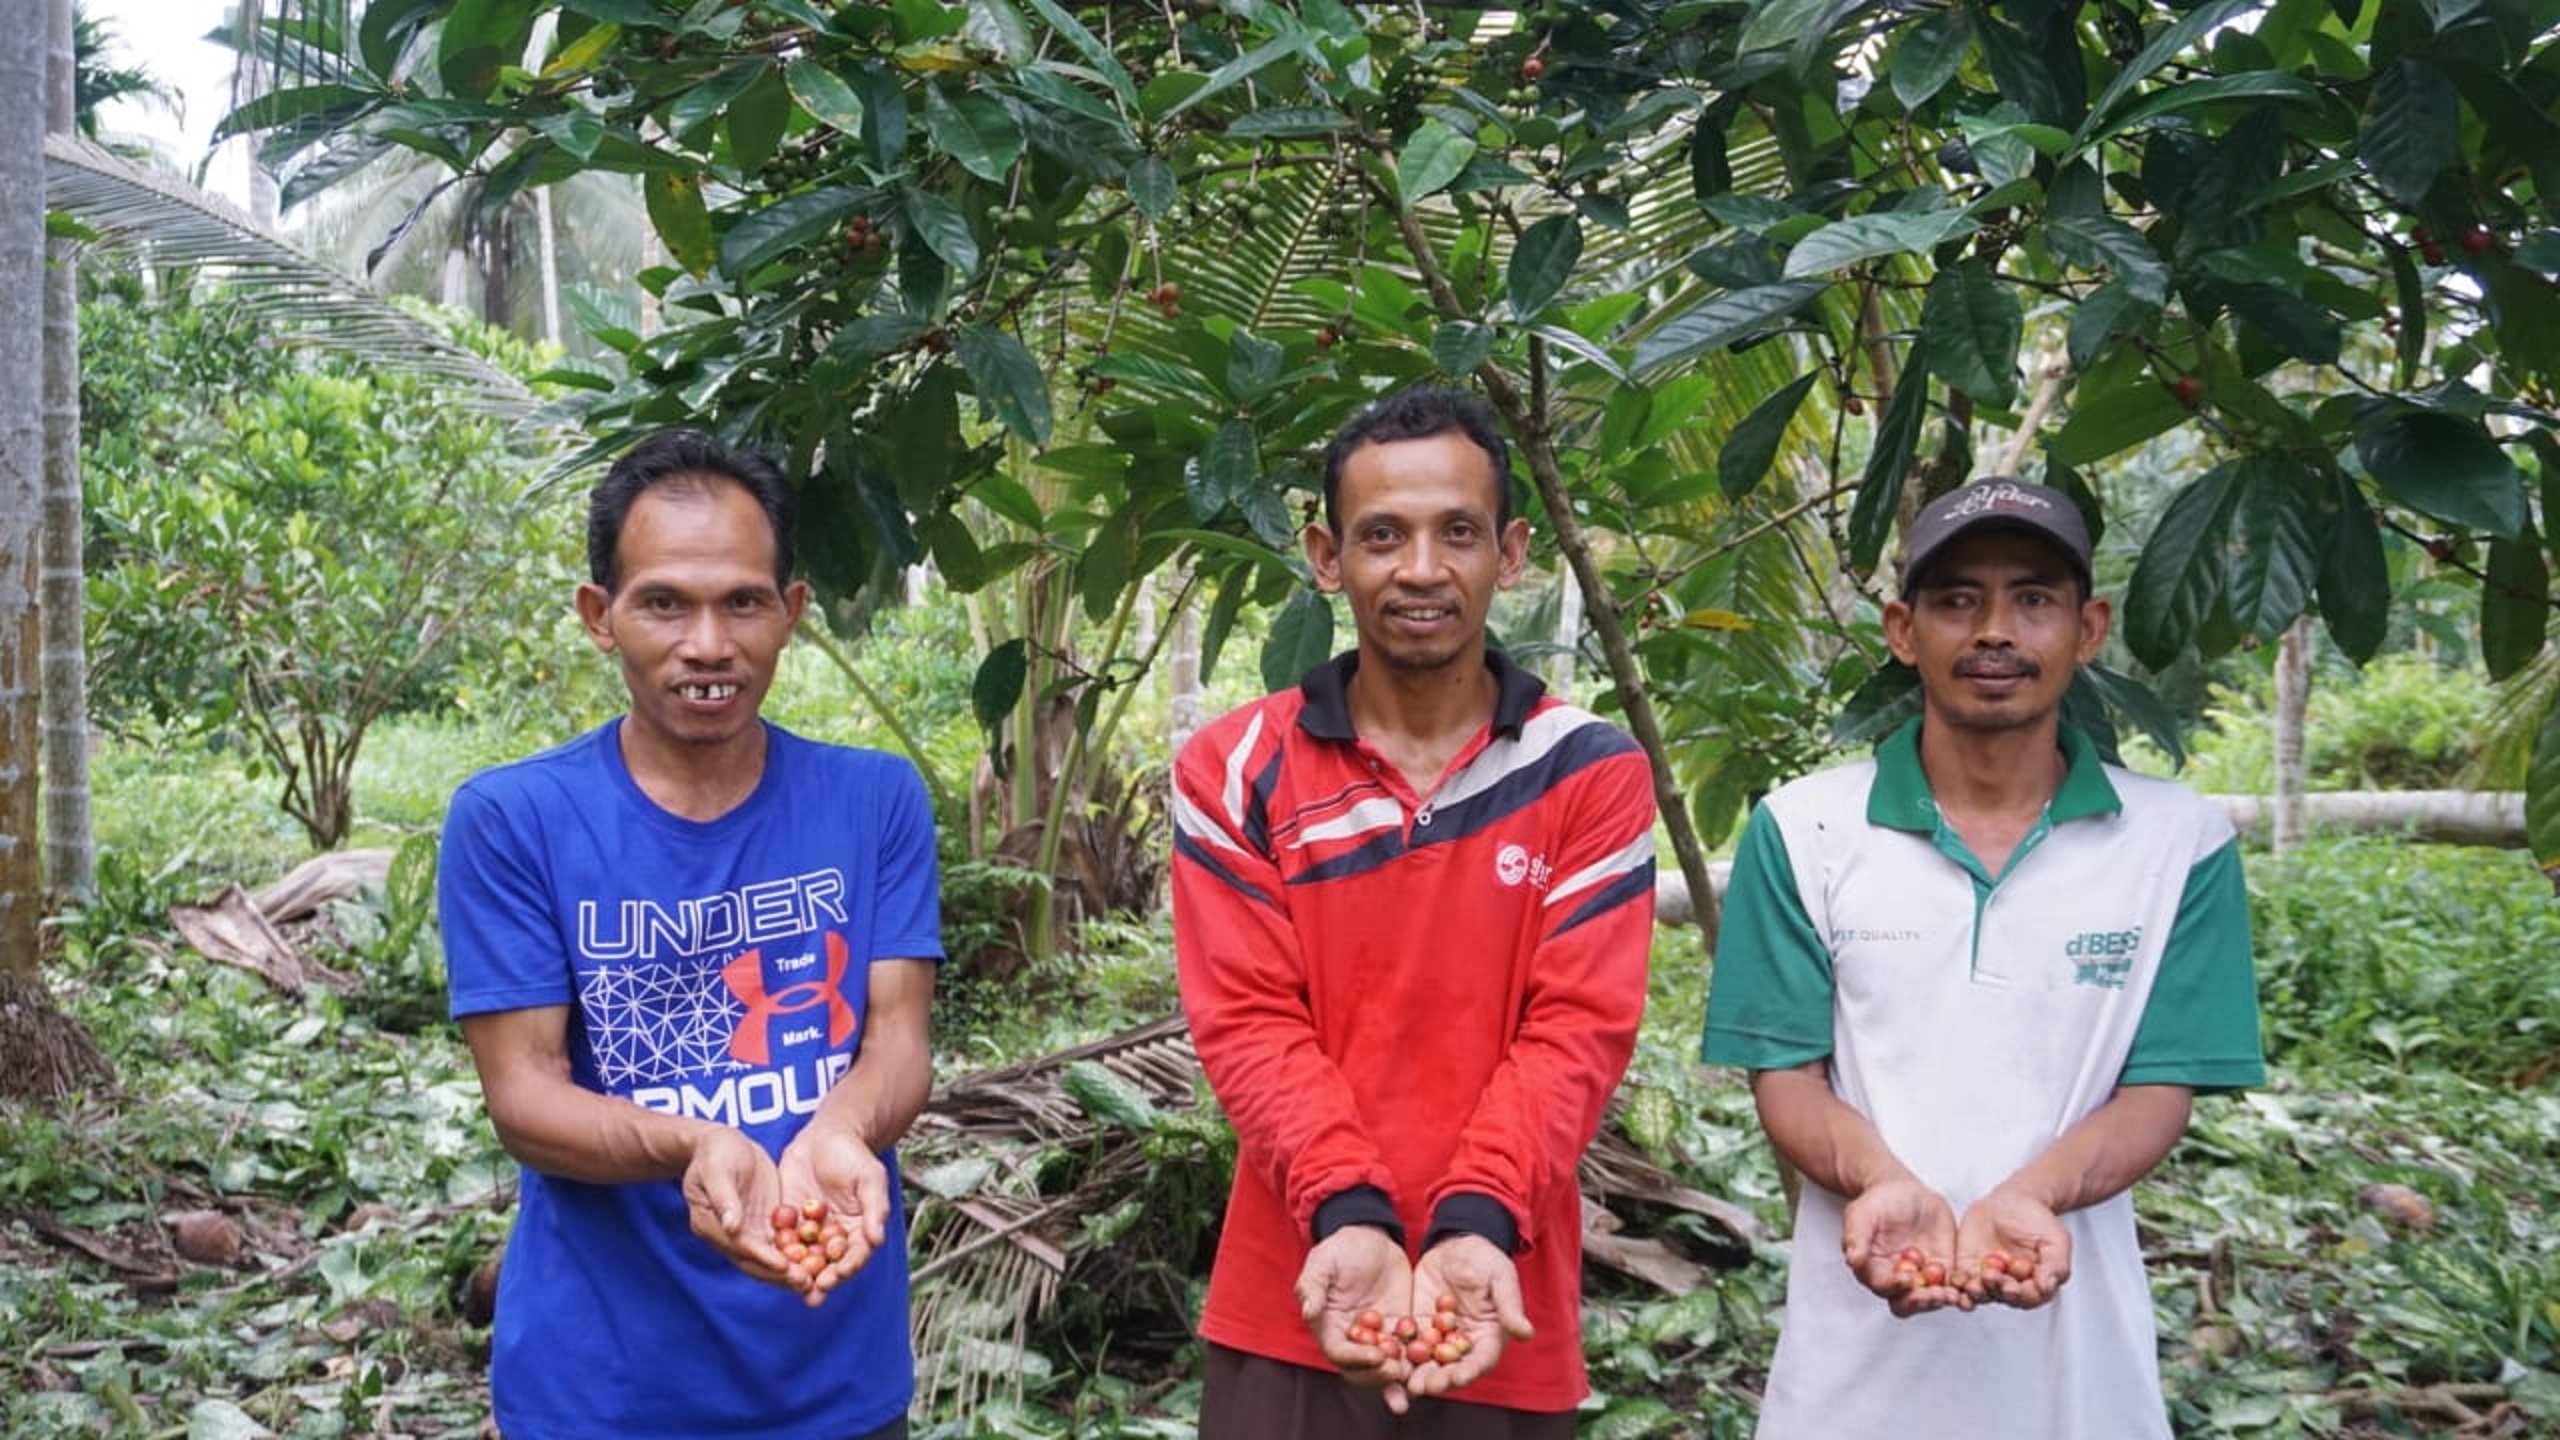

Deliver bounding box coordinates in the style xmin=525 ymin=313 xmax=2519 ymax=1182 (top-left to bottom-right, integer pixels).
xmin=439 ymin=430 xmax=943 ymax=1440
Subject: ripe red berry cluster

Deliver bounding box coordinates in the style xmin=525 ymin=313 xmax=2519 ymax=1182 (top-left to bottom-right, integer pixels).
xmin=770 ymin=1198 xmax=851 ymax=1292
xmin=1345 ymin=1294 xmax=1473 ymax=1366
xmin=1147 ymin=281 xmax=1182 ymax=317
xmin=1890 ymin=1244 xmax=2037 ymax=1294
xmin=842 ymin=214 xmax=886 ymax=258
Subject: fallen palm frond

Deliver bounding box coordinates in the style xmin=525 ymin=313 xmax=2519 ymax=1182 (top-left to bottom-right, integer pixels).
xmin=901 ymin=1014 xmax=1760 ymax=1417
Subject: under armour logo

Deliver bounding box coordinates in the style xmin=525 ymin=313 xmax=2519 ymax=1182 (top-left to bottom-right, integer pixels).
xmin=722 ymin=931 xmax=860 ymax=1065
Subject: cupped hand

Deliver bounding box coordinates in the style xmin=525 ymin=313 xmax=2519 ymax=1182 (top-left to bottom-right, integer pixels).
xmin=1957 ymin=1186 xmax=2072 ymax=1310
xmin=1842 ymin=1174 xmax=1965 ymax=1315
xmin=1403 ymin=1235 xmax=1534 ymax=1399
xmin=776 ymin=1120 xmax=893 ymax=1306
xmin=1296 ymin=1226 xmax=1418 ymax=1409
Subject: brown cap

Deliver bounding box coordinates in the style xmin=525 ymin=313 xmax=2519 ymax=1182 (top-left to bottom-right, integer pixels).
xmin=1899 ymin=479 xmax=2093 ymax=595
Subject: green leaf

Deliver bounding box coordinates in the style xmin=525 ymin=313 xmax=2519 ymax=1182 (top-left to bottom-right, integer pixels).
xmin=727 ymin=67 xmax=791 ymax=177
xmin=1397 ymin=120 xmax=1476 ymax=206
xmin=1162 ymin=31 xmax=1306 ymax=121
xmin=2530 ymin=695 xmax=2560 ymax=893
xmin=1432 ymin=320 xmax=1494 ymax=377
xmin=1783 ymin=210 xmax=1977 ymax=280
xmin=1060 ymin=1060 xmax=1160 ymax=1129
xmin=2224 ymin=284 xmax=2340 ymax=365
xmin=923 ymin=85 xmax=1024 ymax=184
xmin=1831 ymin=661 xmax=1922 ymax=746
xmin=643 ymin=171 xmax=718 ymax=276
xmin=2223 ymin=455 xmax=2321 ymax=641
xmin=972 ymin=637 xmax=1028 ymax=737
xmin=437 ymin=0 xmax=536 ymax=103
xmin=1718 ymin=373 xmax=1820 ymax=504
xmin=1081 ymin=512 xmax=1131 ymax=622
xmin=2064 ymin=282 xmax=2153 ymax=374
xmin=785 ymin=59 xmax=866 ymax=134
xmin=1631 ymin=281 xmax=1826 ymax=375
xmin=2481 ymin=523 xmax=2550 ymax=682
xmin=1126 ymin=156 xmax=1176 ymax=220
xmin=902 ymin=186 xmax=982 ymax=277
xmin=1739 ymin=0 xmax=1846 ymax=56
xmin=1890 ymin=9 xmax=1970 ymax=111
xmin=2314 ymin=472 xmax=2388 ymax=664
xmin=720 ymin=188 xmax=857 ymax=274
xmin=915 ymin=510 xmax=989 ymax=591
xmin=2082 ymin=72 xmax=2319 ymax=146
xmin=2050 ymin=379 xmax=2185 ymax=465
xmin=2354 ymin=409 xmax=2527 ymax=539
xmin=1224 ymin=106 xmax=1350 ymax=139
xmin=2360 ymin=56 xmax=2460 ymax=208
xmin=2083 ymin=0 xmax=2259 ymax=139
xmin=1507 ymin=215 xmax=1582 ymax=322
xmin=2075 ymin=663 xmax=2185 ymax=770
xmin=1187 ymin=420 xmax=1260 ymax=521
xmin=1261 ymin=587 xmax=1335 ymax=694
xmin=2046 ymin=212 xmax=2168 ymax=303
xmin=1920 ymin=260 xmax=2021 ymax=408
xmin=953 ymin=324 xmax=1052 ymax=445
xmin=2123 ymin=462 xmax=2243 ymax=670
xmin=1850 ymin=342 xmax=1932 ymax=573
xmin=1019 ymin=0 xmax=1138 ymax=109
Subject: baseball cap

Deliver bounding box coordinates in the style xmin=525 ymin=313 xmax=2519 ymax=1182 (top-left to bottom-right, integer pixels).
xmin=1898 ymin=478 xmax=2093 ymax=595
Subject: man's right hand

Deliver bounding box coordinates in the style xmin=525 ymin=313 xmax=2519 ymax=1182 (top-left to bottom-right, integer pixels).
xmin=681 ymin=1126 xmax=793 ymax=1288
xmin=1841 ymin=1174 xmax=1966 ymax=1316
xmin=1295 ymin=1226 xmax=1417 ymax=1408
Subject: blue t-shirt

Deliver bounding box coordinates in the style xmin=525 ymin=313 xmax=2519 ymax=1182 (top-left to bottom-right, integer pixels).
xmin=439 ymin=720 xmax=943 ymax=1440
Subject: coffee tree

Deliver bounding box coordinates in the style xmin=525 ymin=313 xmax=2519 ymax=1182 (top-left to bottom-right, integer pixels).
xmin=229 ymin=0 xmax=2560 ymax=902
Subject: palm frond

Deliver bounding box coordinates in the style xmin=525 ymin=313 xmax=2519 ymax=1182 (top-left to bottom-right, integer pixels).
xmin=43 ymin=132 xmax=544 ymax=422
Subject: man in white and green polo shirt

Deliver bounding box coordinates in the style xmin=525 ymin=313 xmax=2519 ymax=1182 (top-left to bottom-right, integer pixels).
xmin=1701 ymin=478 xmax=2264 ymax=1440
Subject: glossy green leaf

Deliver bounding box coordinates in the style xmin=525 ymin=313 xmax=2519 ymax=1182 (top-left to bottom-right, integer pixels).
xmin=719 ymin=188 xmax=857 ymax=275
xmin=1261 ymin=587 xmax=1335 ymax=694
xmin=1920 ymin=260 xmax=2021 ymax=408
xmin=1081 ymin=512 xmax=1131 ymax=622
xmin=785 ymin=59 xmax=866 ymax=134
xmin=1398 ymin=120 xmax=1476 ymax=206
xmin=2046 ymin=212 xmax=2168 ymax=303
xmin=916 ymin=510 xmax=989 ymax=592
xmin=1225 ymin=106 xmax=1350 ymax=139
xmin=953 ymin=324 xmax=1052 ymax=445
xmin=1890 ymin=9 xmax=1969 ymax=111
xmin=923 ymin=86 xmax=1024 ymax=184
xmin=437 ymin=0 xmax=535 ymax=103
xmin=1850 ymin=341 xmax=1932 ymax=573
xmin=1432 ymin=320 xmax=1494 ymax=377
xmin=1187 ymin=420 xmax=1260 ymax=522
xmin=2354 ymin=409 xmax=2527 ymax=539
xmin=2224 ymin=284 xmax=2341 ymax=365
xmin=1831 ymin=661 xmax=1922 ymax=746
xmin=2360 ymin=56 xmax=2459 ymax=207
xmin=1631 ymin=281 xmax=1826 ymax=375
xmin=902 ymin=186 xmax=982 ymax=277
xmin=643 ymin=171 xmax=718 ymax=276
xmin=971 ymin=637 xmax=1028 ymax=739
xmin=1718 ymin=373 xmax=1820 ymax=504
xmin=727 ymin=67 xmax=791 ymax=177
xmin=2075 ymin=663 xmax=2185 ymax=769
xmin=2123 ymin=462 xmax=2242 ymax=670
xmin=2083 ymin=0 xmax=2259 ymax=139
xmin=2533 ymin=430 xmax=2560 ymax=579
xmin=2223 ymin=455 xmax=2321 ymax=641
xmin=2050 ymin=380 xmax=2185 ymax=465
xmin=1508 ymin=215 xmax=1582 ymax=322
xmin=2083 ymin=72 xmax=2318 ymax=146
xmin=2314 ymin=472 xmax=2389 ymax=663
xmin=1783 ymin=210 xmax=1976 ymax=280
xmin=1739 ymin=0 xmax=1845 ymax=57
xmin=1126 ymin=156 xmax=1176 ymax=220
xmin=2481 ymin=523 xmax=2550 ymax=682
xmin=1020 ymin=0 xmax=1138 ymax=109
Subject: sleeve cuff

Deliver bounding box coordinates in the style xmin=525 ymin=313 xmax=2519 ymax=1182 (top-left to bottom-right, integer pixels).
xmin=1422 ymin=1192 xmax=1519 ymax=1256
xmin=1311 ymin=1185 xmax=1405 ymax=1248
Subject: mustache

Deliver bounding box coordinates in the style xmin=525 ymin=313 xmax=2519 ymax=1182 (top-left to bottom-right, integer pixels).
xmin=1953 ymin=654 xmax=2040 ymax=679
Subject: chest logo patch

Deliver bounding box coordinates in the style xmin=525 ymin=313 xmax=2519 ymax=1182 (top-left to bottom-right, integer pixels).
xmin=1494 ymin=843 xmax=1552 ymax=889
xmin=723 ymin=930 xmax=860 ymax=1063
xmin=2065 ymin=926 xmax=2142 ymax=988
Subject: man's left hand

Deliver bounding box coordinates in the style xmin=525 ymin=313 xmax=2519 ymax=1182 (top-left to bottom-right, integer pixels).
xmin=1404 ymin=1235 xmax=1533 ymax=1399
xmin=776 ymin=1121 xmax=892 ymax=1306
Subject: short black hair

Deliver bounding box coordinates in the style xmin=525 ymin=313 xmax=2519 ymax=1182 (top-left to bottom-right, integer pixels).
xmin=586 ymin=429 xmax=796 ymax=593
xmin=1318 ymin=386 xmax=1519 ymax=534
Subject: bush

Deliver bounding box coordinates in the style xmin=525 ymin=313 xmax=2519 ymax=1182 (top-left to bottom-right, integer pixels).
xmin=2130 ymin=651 xmax=2493 ymax=792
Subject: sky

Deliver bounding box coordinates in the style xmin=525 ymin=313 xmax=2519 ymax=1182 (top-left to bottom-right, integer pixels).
xmin=84 ymin=0 xmax=255 ymax=205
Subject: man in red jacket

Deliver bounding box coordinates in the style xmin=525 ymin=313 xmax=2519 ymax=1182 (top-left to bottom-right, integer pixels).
xmin=1173 ymin=387 xmax=1658 ymax=1437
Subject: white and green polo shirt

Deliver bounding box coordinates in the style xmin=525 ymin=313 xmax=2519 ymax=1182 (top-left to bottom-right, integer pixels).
xmin=1701 ymin=718 xmax=2263 ymax=1440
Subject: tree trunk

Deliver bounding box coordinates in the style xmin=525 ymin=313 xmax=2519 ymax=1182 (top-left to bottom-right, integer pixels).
xmin=1 ymin=0 xmax=108 ymax=1102
xmin=2216 ymin=791 xmax=2524 ymax=848
xmin=2272 ymin=617 xmax=2311 ymax=853
xmin=42 ymin=0 xmax=93 ymax=899
xmin=1166 ymin=567 xmax=1203 ymax=760
xmin=1545 ymin=557 xmax=1582 ymax=695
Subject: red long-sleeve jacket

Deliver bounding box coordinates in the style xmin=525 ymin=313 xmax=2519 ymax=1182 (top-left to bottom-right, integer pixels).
xmin=1172 ymin=652 xmax=1656 ymax=1412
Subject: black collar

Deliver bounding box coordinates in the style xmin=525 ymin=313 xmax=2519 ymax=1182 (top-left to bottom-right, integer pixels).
xmin=1296 ymin=649 xmax=1545 ymax=742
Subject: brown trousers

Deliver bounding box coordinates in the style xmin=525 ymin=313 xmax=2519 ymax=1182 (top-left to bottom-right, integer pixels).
xmin=1199 ymin=1344 xmax=1577 ymax=1440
